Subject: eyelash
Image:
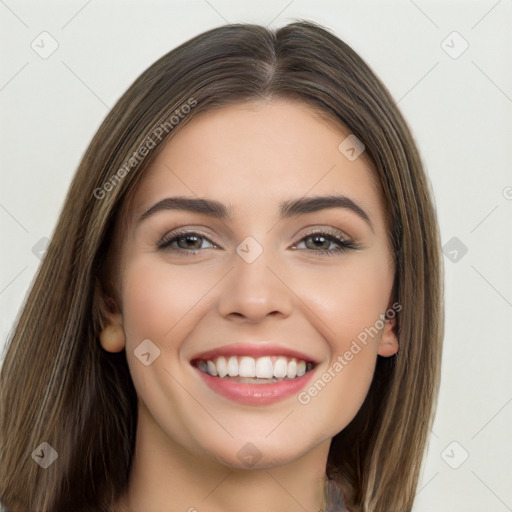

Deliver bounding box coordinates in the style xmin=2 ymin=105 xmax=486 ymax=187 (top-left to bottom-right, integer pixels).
xmin=157 ymin=228 xmax=358 ymax=256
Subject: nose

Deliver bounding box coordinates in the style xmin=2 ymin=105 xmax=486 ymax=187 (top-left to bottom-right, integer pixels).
xmin=216 ymin=243 xmax=294 ymax=323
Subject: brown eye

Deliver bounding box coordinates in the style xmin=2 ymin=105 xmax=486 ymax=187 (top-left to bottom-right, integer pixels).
xmin=304 ymin=234 xmax=332 ymax=251
xmin=158 ymin=231 xmax=216 ymax=253
xmin=294 ymin=231 xmax=358 ymax=256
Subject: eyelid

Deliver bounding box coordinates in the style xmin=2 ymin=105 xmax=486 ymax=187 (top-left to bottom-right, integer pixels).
xmin=297 ymin=225 xmax=352 ymax=241
xmin=158 ymin=223 xmax=354 ymax=241
xmin=157 ymin=227 xmax=219 ymax=249
xmin=291 ymin=227 xmax=359 ymax=253
xmin=157 ymin=224 xmax=359 ymax=255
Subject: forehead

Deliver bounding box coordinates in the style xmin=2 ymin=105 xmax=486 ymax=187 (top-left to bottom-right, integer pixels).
xmin=130 ymin=99 xmax=385 ymax=225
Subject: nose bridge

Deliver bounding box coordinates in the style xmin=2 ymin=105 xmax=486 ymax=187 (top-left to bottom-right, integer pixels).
xmin=216 ymin=234 xmax=293 ymax=321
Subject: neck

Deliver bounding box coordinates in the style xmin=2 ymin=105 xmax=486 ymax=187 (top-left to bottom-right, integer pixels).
xmin=114 ymin=402 xmax=331 ymax=512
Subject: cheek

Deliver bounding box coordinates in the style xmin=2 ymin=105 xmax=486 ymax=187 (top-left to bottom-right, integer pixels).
xmin=293 ymin=253 xmax=393 ymax=349
xmin=119 ymin=256 xmax=219 ymax=437
xmin=300 ymin=256 xmax=392 ymax=429
xmin=120 ymin=255 xmax=216 ymax=344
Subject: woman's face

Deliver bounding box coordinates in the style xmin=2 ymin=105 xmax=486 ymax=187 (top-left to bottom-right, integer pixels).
xmin=107 ymin=99 xmax=398 ymax=469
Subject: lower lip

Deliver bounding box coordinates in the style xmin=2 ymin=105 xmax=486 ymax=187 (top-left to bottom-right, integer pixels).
xmin=194 ymin=366 xmax=316 ymax=405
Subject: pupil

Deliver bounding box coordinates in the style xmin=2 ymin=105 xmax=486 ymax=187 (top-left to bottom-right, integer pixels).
xmin=309 ymin=236 xmax=328 ymax=250
xmin=181 ymin=235 xmax=200 ymax=249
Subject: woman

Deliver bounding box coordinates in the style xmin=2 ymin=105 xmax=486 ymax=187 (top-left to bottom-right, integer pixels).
xmin=0 ymin=20 xmax=444 ymax=512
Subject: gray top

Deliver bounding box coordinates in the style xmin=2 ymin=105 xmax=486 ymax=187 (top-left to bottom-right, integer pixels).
xmin=323 ymin=477 xmax=350 ymax=511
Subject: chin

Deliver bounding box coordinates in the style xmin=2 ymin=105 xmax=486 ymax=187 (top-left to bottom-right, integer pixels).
xmin=194 ymin=431 xmax=318 ymax=471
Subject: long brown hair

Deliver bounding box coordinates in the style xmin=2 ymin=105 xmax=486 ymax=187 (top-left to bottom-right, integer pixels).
xmin=0 ymin=20 xmax=444 ymax=512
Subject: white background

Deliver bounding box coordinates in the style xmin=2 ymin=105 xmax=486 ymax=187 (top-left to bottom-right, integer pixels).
xmin=1 ymin=1 xmax=511 ymax=510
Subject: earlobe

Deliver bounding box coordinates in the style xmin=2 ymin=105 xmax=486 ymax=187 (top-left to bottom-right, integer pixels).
xmin=377 ymin=315 xmax=399 ymax=358
xmin=99 ymin=313 xmax=126 ymax=353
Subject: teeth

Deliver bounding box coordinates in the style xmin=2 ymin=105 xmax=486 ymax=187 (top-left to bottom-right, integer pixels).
xmin=206 ymin=360 xmax=218 ymax=376
xmin=273 ymin=357 xmax=288 ymax=379
xmin=196 ymin=355 xmax=314 ymax=380
xmin=239 ymin=357 xmax=256 ymax=377
xmin=227 ymin=356 xmax=238 ymax=377
xmin=217 ymin=356 xmax=228 ymax=378
xmin=255 ymin=356 xmax=274 ymax=378
xmin=287 ymin=359 xmax=297 ymax=379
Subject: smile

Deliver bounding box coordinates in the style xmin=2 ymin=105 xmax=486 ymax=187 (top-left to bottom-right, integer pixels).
xmin=190 ymin=343 xmax=319 ymax=405
xmin=193 ymin=355 xmax=314 ymax=382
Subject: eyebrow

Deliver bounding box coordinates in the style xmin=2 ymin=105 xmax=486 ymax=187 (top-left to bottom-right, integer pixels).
xmin=138 ymin=194 xmax=373 ymax=231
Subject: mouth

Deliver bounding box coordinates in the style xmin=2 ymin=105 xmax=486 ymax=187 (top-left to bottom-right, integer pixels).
xmin=189 ymin=344 xmax=318 ymax=405
xmin=192 ymin=355 xmax=315 ymax=383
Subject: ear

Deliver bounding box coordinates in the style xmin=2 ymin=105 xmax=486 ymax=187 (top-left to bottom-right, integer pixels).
xmin=96 ymin=288 xmax=126 ymax=353
xmin=377 ymin=312 xmax=399 ymax=358
xmin=99 ymin=311 xmax=126 ymax=353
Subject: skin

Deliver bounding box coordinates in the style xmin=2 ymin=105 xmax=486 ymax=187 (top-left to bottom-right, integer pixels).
xmin=103 ymin=99 xmax=399 ymax=512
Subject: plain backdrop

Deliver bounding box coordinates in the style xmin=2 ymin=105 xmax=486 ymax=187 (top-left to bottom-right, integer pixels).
xmin=1 ymin=1 xmax=511 ymax=510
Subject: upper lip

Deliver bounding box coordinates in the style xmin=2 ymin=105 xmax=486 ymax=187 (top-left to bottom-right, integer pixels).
xmin=190 ymin=342 xmax=319 ymax=365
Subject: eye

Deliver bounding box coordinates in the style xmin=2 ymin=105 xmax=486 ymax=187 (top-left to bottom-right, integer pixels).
xmin=292 ymin=230 xmax=358 ymax=256
xmin=157 ymin=228 xmax=358 ymax=256
xmin=158 ymin=230 xmax=217 ymax=253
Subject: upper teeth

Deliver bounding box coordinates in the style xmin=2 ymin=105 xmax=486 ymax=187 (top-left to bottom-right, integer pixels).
xmin=196 ymin=356 xmax=310 ymax=379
